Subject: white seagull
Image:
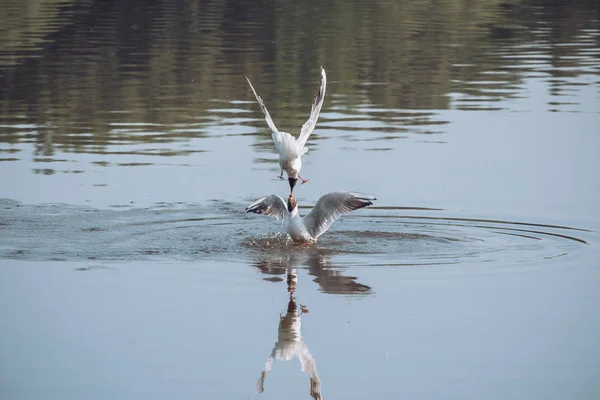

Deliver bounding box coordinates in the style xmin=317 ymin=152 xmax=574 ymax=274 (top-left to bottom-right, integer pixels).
xmin=246 ymin=68 xmax=327 ymax=194
xmin=245 ymin=192 xmax=376 ymax=243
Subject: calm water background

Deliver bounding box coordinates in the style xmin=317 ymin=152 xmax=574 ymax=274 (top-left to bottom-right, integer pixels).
xmin=1 ymin=0 xmax=600 ymax=399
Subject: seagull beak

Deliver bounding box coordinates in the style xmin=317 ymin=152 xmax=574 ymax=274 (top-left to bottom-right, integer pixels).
xmin=288 ymin=177 xmax=298 ymax=193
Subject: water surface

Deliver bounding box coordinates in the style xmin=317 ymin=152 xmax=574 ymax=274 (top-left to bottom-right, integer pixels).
xmin=1 ymin=1 xmax=600 ymax=399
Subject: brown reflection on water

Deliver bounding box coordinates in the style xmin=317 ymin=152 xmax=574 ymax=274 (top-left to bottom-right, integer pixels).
xmin=1 ymin=0 xmax=599 ymax=163
xmin=252 ymin=251 xmax=372 ymax=295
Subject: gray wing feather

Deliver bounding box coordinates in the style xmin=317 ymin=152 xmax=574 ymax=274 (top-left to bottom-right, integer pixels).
xmin=246 ymin=76 xmax=279 ymax=134
xmin=303 ymin=192 xmax=375 ymax=239
xmin=245 ymin=194 xmax=287 ymax=220
xmin=297 ymin=67 xmax=327 ymax=149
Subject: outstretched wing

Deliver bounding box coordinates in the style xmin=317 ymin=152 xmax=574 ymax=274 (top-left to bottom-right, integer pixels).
xmin=297 ymin=67 xmax=327 ymax=149
xmin=246 ymin=76 xmax=279 ymax=134
xmin=303 ymin=192 xmax=375 ymax=239
xmin=245 ymin=194 xmax=287 ymax=220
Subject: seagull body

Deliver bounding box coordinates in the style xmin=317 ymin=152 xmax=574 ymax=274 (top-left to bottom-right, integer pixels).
xmin=246 ymin=192 xmax=376 ymax=243
xmin=246 ymin=68 xmax=327 ymax=193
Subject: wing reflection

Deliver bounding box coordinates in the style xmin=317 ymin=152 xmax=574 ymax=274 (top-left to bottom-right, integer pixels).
xmin=304 ymin=254 xmax=371 ymax=295
xmin=252 ymin=251 xmax=372 ymax=295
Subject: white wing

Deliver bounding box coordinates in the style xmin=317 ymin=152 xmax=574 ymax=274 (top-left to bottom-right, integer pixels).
xmin=303 ymin=192 xmax=375 ymax=239
xmin=297 ymin=67 xmax=327 ymax=149
xmin=245 ymin=194 xmax=287 ymax=220
xmin=246 ymin=76 xmax=279 ymax=134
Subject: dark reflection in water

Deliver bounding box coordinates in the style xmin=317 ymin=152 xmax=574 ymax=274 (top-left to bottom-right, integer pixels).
xmin=253 ymin=251 xmax=371 ymax=295
xmin=1 ymin=0 xmax=599 ymax=163
xmin=251 ymin=267 xmax=323 ymax=400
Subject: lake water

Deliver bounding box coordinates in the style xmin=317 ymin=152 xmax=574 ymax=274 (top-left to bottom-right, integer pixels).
xmin=1 ymin=1 xmax=600 ymax=399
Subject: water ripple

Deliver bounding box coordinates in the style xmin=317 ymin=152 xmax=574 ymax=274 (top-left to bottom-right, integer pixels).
xmin=0 ymin=200 xmax=594 ymax=267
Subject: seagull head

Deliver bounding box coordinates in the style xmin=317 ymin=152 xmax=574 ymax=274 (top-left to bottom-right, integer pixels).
xmin=287 ymin=195 xmax=298 ymax=212
xmin=288 ymin=177 xmax=298 ymax=193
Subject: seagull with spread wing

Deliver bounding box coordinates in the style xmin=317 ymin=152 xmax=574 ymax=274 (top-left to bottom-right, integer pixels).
xmin=246 ymin=68 xmax=327 ymax=194
xmin=245 ymin=192 xmax=376 ymax=243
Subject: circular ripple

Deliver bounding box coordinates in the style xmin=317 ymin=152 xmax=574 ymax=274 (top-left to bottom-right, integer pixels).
xmin=242 ymin=208 xmax=594 ymax=266
xmin=0 ymin=200 xmax=594 ymax=266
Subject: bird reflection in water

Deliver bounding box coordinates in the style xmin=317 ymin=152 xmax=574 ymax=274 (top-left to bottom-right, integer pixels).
xmin=253 ymin=251 xmax=371 ymax=295
xmin=250 ymin=251 xmax=371 ymax=399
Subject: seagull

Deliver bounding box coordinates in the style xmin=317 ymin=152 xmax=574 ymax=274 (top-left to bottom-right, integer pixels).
xmin=246 ymin=68 xmax=327 ymax=194
xmin=245 ymin=191 xmax=376 ymax=243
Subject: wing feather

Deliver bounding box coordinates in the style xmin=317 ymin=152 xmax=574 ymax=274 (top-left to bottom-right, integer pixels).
xmin=297 ymin=67 xmax=327 ymax=149
xmin=245 ymin=194 xmax=287 ymax=220
xmin=246 ymin=76 xmax=279 ymax=134
xmin=303 ymin=192 xmax=375 ymax=239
